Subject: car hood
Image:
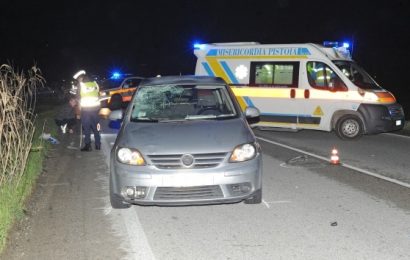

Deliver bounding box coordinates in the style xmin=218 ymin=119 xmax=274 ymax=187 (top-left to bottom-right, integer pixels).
xmin=117 ymin=118 xmax=255 ymax=155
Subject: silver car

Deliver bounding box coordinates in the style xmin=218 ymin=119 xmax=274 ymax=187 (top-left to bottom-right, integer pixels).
xmin=110 ymin=76 xmax=262 ymax=207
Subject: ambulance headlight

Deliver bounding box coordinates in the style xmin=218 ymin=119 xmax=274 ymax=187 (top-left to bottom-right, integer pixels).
xmin=117 ymin=147 xmax=146 ymax=166
xmin=229 ymin=143 xmax=257 ymax=162
xmin=363 ymin=92 xmax=379 ymax=102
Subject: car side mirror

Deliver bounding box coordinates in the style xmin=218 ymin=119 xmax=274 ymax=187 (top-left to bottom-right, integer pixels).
xmin=245 ymin=107 xmax=260 ymax=124
xmin=109 ymin=109 xmax=123 ymax=121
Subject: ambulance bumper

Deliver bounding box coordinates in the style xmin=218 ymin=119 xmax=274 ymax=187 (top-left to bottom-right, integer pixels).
xmin=358 ymin=103 xmax=405 ymax=134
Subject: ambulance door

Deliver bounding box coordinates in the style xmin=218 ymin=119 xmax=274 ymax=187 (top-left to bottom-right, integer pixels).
xmin=246 ymin=61 xmax=300 ymax=129
xmin=301 ymin=61 xmax=349 ymax=131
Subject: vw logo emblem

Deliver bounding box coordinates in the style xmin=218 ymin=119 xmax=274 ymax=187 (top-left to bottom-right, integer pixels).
xmin=181 ymin=154 xmax=194 ymax=167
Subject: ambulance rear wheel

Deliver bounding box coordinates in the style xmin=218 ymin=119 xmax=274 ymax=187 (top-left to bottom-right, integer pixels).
xmin=109 ymin=94 xmax=122 ymax=110
xmin=335 ymin=115 xmax=363 ymax=140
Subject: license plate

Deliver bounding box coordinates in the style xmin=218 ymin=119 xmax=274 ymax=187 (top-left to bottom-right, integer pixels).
xmin=396 ymin=120 xmax=402 ymax=126
xmin=163 ymin=174 xmax=213 ymax=186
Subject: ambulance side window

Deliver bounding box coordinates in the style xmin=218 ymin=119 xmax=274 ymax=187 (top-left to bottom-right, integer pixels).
xmin=306 ymin=61 xmax=347 ymax=91
xmin=250 ymin=62 xmax=299 ymax=88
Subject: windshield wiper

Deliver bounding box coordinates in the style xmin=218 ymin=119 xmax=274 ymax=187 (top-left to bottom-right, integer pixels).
xmin=184 ymin=115 xmax=216 ymax=120
xmin=215 ymin=114 xmax=236 ymax=118
xmin=131 ymin=117 xmax=158 ymax=122
xmin=158 ymin=118 xmax=189 ymax=123
xmin=183 ymin=114 xmax=236 ymax=120
xmin=156 ymin=114 xmax=237 ymax=123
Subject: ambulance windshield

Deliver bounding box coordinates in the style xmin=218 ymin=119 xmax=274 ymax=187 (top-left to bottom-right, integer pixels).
xmin=333 ymin=61 xmax=381 ymax=90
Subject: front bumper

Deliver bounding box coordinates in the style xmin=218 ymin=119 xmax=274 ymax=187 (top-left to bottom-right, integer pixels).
xmin=110 ymin=154 xmax=262 ymax=206
xmin=358 ymin=103 xmax=405 ymax=134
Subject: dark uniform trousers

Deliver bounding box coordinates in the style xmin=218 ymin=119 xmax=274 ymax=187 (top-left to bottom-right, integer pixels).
xmin=81 ymin=107 xmax=101 ymax=146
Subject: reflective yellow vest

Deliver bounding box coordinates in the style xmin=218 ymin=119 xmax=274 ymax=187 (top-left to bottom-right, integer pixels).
xmin=80 ymin=81 xmax=100 ymax=108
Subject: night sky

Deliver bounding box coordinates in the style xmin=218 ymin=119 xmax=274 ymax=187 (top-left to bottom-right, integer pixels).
xmin=1 ymin=0 xmax=409 ymax=112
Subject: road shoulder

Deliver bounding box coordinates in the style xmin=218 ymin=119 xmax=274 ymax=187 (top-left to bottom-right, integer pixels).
xmin=1 ymin=133 xmax=126 ymax=260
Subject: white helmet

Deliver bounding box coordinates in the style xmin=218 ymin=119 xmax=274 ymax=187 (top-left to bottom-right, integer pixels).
xmin=73 ymin=70 xmax=86 ymax=79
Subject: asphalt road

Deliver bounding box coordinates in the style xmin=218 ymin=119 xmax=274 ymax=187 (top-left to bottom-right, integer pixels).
xmin=2 ymin=122 xmax=410 ymax=260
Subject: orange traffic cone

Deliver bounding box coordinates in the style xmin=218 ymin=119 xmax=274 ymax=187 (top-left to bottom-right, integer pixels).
xmin=330 ymin=148 xmax=340 ymax=165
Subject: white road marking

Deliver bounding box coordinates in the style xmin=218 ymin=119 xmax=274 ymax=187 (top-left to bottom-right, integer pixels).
xmin=262 ymin=199 xmax=292 ymax=209
xmin=382 ymin=133 xmax=410 ymax=139
xmin=257 ymin=136 xmax=410 ymax=189
xmin=264 ymin=200 xmax=292 ymax=204
xmin=120 ymin=208 xmax=156 ymax=260
xmin=101 ymin=135 xmax=156 ymax=260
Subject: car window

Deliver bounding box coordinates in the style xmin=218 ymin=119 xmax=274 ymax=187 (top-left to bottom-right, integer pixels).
xmin=250 ymin=62 xmax=299 ymax=88
xmin=130 ymin=84 xmax=238 ymax=122
xmin=306 ymin=61 xmax=347 ymax=91
xmin=123 ymin=78 xmax=142 ymax=89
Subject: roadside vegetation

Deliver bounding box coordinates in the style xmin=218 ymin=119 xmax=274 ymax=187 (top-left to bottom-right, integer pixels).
xmin=0 ymin=64 xmax=52 ymax=253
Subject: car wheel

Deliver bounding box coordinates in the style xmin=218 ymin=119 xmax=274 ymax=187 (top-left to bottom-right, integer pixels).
xmin=244 ymin=189 xmax=262 ymax=204
xmin=110 ymin=178 xmax=131 ymax=209
xmin=109 ymin=94 xmax=122 ymax=111
xmin=335 ymin=115 xmax=363 ymax=140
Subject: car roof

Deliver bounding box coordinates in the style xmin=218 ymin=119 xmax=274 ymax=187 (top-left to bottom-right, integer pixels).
xmin=123 ymin=76 xmax=144 ymax=80
xmin=140 ymin=75 xmax=226 ymax=86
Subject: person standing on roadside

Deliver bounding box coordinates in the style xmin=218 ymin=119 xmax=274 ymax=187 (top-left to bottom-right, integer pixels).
xmin=73 ymin=70 xmax=101 ymax=151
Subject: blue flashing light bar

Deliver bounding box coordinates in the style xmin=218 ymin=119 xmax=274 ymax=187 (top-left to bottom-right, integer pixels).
xmin=323 ymin=41 xmax=340 ymax=48
xmin=110 ymin=71 xmax=122 ymax=80
xmin=193 ymin=43 xmax=206 ymax=50
xmin=323 ymin=41 xmax=351 ymax=49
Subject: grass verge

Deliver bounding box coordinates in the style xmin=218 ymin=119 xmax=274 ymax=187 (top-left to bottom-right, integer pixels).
xmin=0 ymin=108 xmax=57 ymax=254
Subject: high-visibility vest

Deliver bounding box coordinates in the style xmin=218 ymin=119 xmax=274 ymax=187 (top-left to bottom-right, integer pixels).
xmin=80 ymin=81 xmax=100 ymax=108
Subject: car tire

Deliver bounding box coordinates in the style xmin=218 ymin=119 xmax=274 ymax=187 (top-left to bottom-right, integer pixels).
xmin=335 ymin=115 xmax=363 ymax=140
xmin=109 ymin=94 xmax=122 ymax=111
xmin=244 ymin=189 xmax=262 ymax=204
xmin=110 ymin=178 xmax=131 ymax=209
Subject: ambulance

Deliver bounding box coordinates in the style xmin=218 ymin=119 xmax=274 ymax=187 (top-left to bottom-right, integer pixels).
xmin=194 ymin=42 xmax=405 ymax=140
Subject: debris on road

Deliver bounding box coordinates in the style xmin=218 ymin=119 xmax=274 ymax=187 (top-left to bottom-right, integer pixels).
xmin=40 ymin=133 xmax=60 ymax=144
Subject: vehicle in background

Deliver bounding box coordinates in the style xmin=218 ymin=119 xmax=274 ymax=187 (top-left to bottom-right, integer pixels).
xmin=109 ymin=75 xmax=262 ymax=207
xmin=194 ymin=42 xmax=405 ymax=140
xmin=100 ymin=76 xmax=144 ymax=110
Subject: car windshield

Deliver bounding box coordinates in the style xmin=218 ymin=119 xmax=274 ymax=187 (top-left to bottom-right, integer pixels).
xmin=333 ymin=60 xmax=382 ymax=90
xmin=130 ymin=84 xmax=238 ymax=122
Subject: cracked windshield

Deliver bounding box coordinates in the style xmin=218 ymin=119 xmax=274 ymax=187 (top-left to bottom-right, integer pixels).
xmin=131 ymin=84 xmax=238 ymax=122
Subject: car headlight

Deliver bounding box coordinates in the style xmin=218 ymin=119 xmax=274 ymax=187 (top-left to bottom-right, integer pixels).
xmin=117 ymin=147 xmax=146 ymax=165
xmin=229 ymin=143 xmax=257 ymax=162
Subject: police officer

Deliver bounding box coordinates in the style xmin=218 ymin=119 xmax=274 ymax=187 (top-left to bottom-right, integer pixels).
xmin=73 ymin=70 xmax=101 ymax=151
